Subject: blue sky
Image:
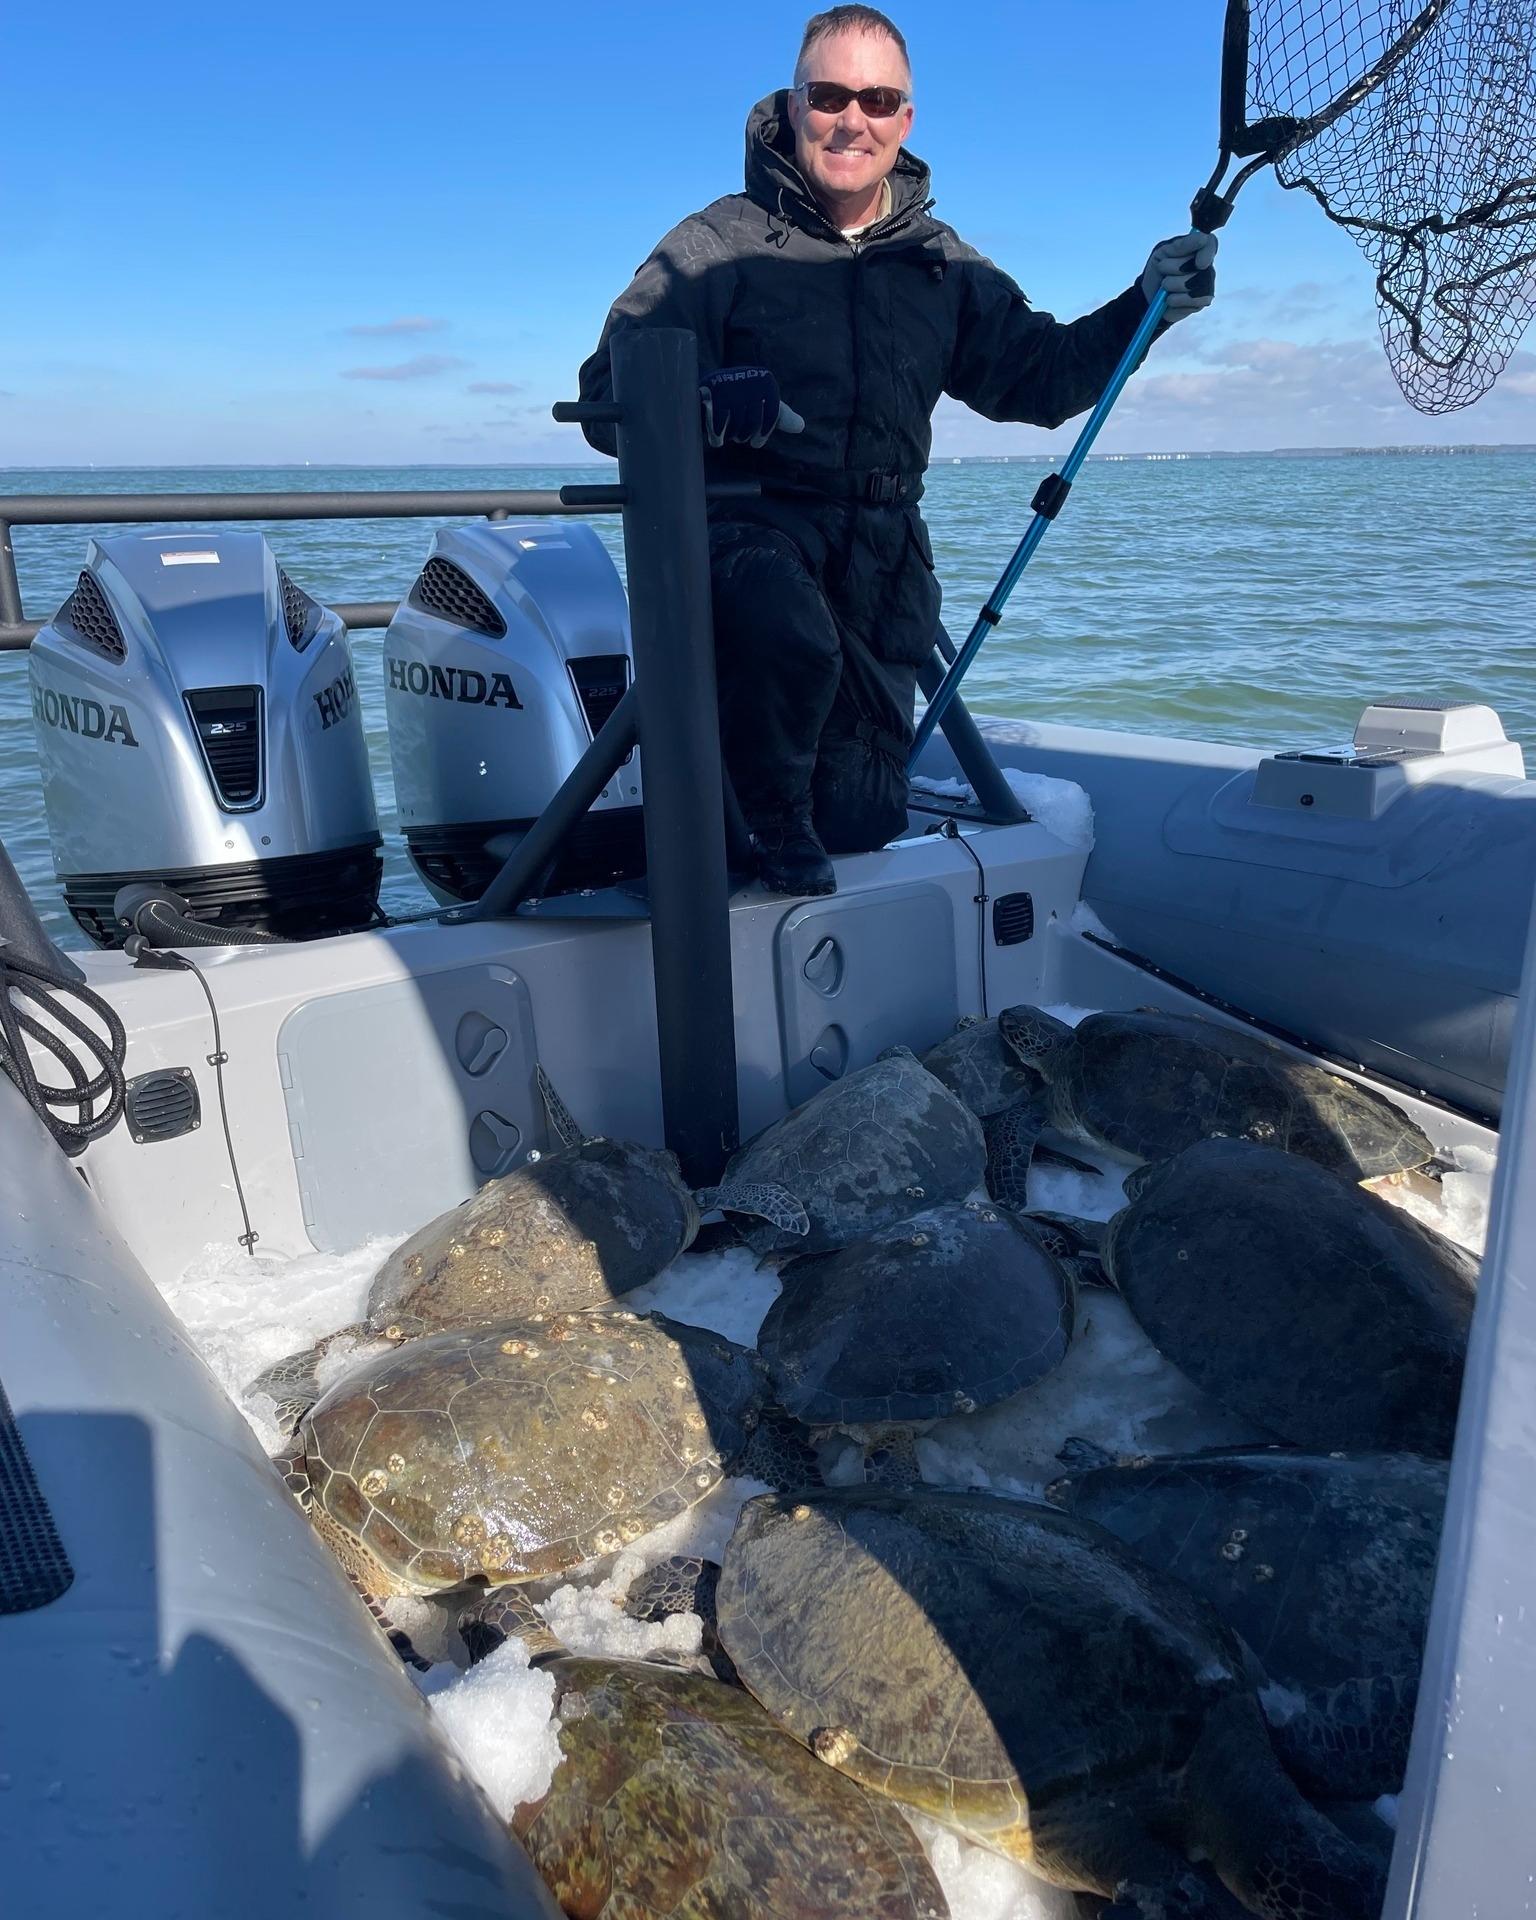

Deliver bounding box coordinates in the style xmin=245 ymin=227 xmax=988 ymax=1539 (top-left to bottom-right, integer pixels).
xmin=1 ymin=0 xmax=1532 ymax=464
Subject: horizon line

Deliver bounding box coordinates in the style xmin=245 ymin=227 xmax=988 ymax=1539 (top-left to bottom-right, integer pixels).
xmin=4 ymin=442 xmax=1536 ymax=472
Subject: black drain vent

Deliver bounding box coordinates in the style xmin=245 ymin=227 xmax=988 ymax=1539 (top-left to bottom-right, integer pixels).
xmin=278 ymin=567 xmax=321 ymax=652
xmin=993 ymin=892 xmax=1035 ymax=946
xmin=568 ymin=654 xmax=631 ymax=738
xmin=125 ymin=1067 xmax=201 ymax=1143
xmin=56 ymin=570 xmax=127 ymax=664
xmin=185 ymin=685 xmax=263 ymax=809
xmin=410 ymin=557 xmax=506 ymax=638
xmin=0 ymin=1378 xmax=73 ymax=1614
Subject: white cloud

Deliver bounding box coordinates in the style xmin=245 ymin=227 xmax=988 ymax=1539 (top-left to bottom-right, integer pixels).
xmin=340 ymin=354 xmax=469 ymax=382
xmin=343 ymin=316 xmax=447 ymax=337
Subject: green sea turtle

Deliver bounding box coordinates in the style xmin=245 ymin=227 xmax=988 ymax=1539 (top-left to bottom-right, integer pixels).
xmin=1047 ymin=1448 xmax=1449 ymax=1800
xmin=508 ymin=1653 xmax=949 ymax=1920
xmin=922 ymin=1013 xmax=1038 ymax=1117
xmin=1103 ymin=1139 xmax=1477 ymax=1454
xmin=716 ymin=1486 xmax=1385 ymax=1918
xmin=275 ymin=1307 xmax=768 ymax=1595
xmin=251 ymin=1083 xmax=805 ymax=1432
xmin=756 ymin=1201 xmax=1073 ymax=1479
xmin=713 ymin=1049 xmax=987 ymax=1259
xmin=987 ymin=1005 xmax=1434 ymax=1196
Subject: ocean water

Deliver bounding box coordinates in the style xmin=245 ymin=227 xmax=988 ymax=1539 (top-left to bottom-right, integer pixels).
xmin=2 ymin=454 xmax=1532 ymax=946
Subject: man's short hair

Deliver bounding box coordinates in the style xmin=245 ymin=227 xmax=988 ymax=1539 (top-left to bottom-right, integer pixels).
xmin=795 ymin=6 xmax=910 ymax=82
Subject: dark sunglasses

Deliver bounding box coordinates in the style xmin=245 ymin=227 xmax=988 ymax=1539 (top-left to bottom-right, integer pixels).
xmin=794 ymin=80 xmax=911 ymax=118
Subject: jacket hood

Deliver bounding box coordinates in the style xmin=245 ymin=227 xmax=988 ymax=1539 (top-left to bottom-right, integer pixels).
xmin=743 ymin=90 xmax=932 ymax=233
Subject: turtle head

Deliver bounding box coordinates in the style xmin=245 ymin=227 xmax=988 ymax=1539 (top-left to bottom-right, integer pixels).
xmin=997 ymin=1005 xmax=1074 ymax=1071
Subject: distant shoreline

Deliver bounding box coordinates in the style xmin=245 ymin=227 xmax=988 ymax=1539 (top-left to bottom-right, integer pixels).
xmin=4 ymin=444 xmax=1536 ymax=472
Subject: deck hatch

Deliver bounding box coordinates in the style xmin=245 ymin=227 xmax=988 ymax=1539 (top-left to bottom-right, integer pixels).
xmin=185 ymin=685 xmax=264 ymax=810
xmin=125 ymin=1067 xmax=202 ymax=1143
xmin=56 ymin=569 xmax=127 ymax=664
xmin=0 ymin=1379 xmax=74 ymax=1614
xmin=993 ymin=891 xmax=1035 ymax=945
xmin=410 ymin=556 xmax=507 ymax=638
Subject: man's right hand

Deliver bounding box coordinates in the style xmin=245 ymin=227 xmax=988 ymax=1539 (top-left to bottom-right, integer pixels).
xmin=700 ymin=366 xmax=794 ymax=447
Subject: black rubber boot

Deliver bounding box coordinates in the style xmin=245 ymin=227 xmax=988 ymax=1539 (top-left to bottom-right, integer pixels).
xmin=749 ymin=811 xmax=836 ymax=897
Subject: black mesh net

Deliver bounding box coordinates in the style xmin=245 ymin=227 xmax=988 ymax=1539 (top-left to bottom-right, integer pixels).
xmin=1239 ymin=0 xmax=1536 ymax=411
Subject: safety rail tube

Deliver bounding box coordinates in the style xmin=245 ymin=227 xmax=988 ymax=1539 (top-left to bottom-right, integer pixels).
xmin=0 ymin=488 xmax=597 ymax=649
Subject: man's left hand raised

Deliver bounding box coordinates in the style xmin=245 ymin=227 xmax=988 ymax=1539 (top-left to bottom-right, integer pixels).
xmin=700 ymin=366 xmax=802 ymax=447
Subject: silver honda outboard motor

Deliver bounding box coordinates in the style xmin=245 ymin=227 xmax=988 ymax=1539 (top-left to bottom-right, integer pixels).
xmin=29 ymin=531 xmax=381 ymax=946
xmin=383 ymin=521 xmax=643 ymax=904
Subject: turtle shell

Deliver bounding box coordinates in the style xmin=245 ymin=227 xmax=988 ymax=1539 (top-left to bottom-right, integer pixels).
xmin=1103 ymin=1139 xmax=1477 ymax=1453
xmin=297 ymin=1308 xmax=766 ymax=1594
xmin=758 ymin=1201 xmax=1073 ymax=1426
xmin=366 ymin=1137 xmax=700 ymax=1338
xmin=921 ymin=1015 xmax=1039 ymax=1118
xmin=715 ymin=1487 xmax=1256 ymax=1873
xmin=718 ymin=1053 xmax=986 ymax=1257
xmin=1027 ymin=1008 xmax=1433 ymax=1179
xmin=1047 ymin=1448 xmax=1448 ymax=1800
xmin=512 ymin=1657 xmax=949 ymax=1920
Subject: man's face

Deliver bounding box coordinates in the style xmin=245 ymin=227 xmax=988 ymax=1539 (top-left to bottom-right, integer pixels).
xmin=787 ymin=28 xmax=914 ymax=214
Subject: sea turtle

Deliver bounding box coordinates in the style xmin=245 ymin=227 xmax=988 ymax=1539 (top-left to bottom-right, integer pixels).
xmin=1103 ymin=1139 xmax=1477 ymax=1454
xmin=991 ymin=1005 xmax=1435 ymax=1186
xmin=507 ymin=1653 xmax=950 ymax=1920
xmin=712 ymin=1049 xmax=987 ymax=1259
xmin=275 ymin=1306 xmax=768 ymax=1595
xmin=1046 ymin=1448 xmax=1449 ymax=1800
xmin=756 ymin=1201 xmax=1073 ymax=1479
xmin=715 ymin=1486 xmax=1384 ymax=1918
xmin=922 ymin=1013 xmax=1038 ymax=1117
xmin=251 ymin=1087 xmax=805 ymax=1432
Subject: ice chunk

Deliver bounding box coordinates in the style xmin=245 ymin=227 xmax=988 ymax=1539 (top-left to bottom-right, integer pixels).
xmin=1069 ymin=898 xmax=1118 ymax=945
xmin=906 ymin=1813 xmax=1080 ymax=1920
xmin=910 ymin=769 xmax=1094 ymax=855
xmin=158 ymin=1233 xmax=404 ymax=1450
xmin=425 ymin=1638 xmax=562 ymax=1820
xmin=625 ymin=1240 xmax=781 ymax=1348
xmin=917 ymin=1289 xmax=1268 ymax=1500
xmin=1002 ymin=769 xmax=1094 ymax=854
xmin=1366 ymin=1143 xmax=1495 ymax=1258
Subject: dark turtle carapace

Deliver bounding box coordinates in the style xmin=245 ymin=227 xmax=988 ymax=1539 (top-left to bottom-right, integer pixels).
xmin=999 ymin=1005 xmax=1434 ymax=1181
xmin=715 ymin=1487 xmax=1384 ymax=1918
xmin=1048 ymin=1447 xmax=1449 ymax=1799
xmin=1103 ymin=1139 xmax=1476 ymax=1454
xmin=715 ymin=1051 xmax=986 ymax=1258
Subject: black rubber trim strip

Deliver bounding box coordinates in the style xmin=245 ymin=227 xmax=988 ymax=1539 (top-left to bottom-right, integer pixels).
xmin=0 ymin=1377 xmax=74 ymax=1613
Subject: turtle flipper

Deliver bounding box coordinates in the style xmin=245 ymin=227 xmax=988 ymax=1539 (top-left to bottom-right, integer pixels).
xmin=732 ymin=1406 xmax=823 ymax=1492
xmin=983 ymin=1095 xmax=1050 ymax=1210
xmin=248 ymin=1333 xmax=351 ymax=1437
xmin=535 ymin=1064 xmax=585 ymax=1149
xmin=1035 ymin=1130 xmax=1105 ymax=1178
xmin=695 ymin=1179 xmax=810 ymax=1237
xmin=458 ymin=1585 xmax=567 ymax=1666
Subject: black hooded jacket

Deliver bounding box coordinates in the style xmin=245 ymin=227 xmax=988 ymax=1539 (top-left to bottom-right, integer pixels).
xmin=578 ymin=92 xmax=1151 ymax=500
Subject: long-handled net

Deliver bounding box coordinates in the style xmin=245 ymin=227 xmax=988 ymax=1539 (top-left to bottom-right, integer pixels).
xmin=912 ymin=0 xmax=1536 ymax=762
xmin=1201 ymin=0 xmax=1536 ymax=412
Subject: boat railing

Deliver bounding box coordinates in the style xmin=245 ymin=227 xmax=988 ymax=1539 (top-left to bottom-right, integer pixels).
xmin=0 ymin=484 xmax=633 ymax=650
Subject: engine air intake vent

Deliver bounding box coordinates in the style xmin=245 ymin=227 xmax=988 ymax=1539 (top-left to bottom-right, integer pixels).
xmin=56 ymin=570 xmax=127 ymax=664
xmin=568 ymin=654 xmax=631 ymax=738
xmin=125 ymin=1067 xmax=202 ymax=1143
xmin=992 ymin=891 xmax=1034 ymax=946
xmin=411 ymin=557 xmax=507 ymax=638
xmin=185 ymin=685 xmax=263 ymax=810
xmin=278 ymin=567 xmax=321 ymax=652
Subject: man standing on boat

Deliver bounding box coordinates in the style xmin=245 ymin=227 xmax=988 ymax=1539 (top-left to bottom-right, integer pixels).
xmin=579 ymin=5 xmax=1215 ymax=896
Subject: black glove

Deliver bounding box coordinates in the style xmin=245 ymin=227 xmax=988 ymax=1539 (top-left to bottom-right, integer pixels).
xmin=1141 ymin=231 xmax=1219 ymax=321
xmin=700 ymin=366 xmax=782 ymax=448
